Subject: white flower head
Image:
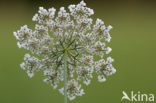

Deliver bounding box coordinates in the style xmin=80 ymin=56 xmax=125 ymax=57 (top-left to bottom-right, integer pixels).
xmin=98 ymin=75 xmax=106 ymax=82
xmin=14 ymin=0 xmax=116 ymax=101
xmin=59 ymin=79 xmax=85 ymax=100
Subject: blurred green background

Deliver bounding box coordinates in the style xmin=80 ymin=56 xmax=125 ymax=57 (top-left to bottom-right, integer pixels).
xmin=0 ymin=0 xmax=156 ymax=103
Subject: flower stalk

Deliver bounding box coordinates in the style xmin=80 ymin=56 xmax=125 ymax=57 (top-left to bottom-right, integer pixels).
xmin=64 ymin=50 xmax=68 ymax=103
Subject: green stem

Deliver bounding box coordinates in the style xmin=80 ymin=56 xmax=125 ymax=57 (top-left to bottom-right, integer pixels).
xmin=64 ymin=50 xmax=67 ymax=103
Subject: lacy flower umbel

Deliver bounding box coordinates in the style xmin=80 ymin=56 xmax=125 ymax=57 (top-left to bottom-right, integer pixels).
xmin=14 ymin=1 xmax=116 ymax=102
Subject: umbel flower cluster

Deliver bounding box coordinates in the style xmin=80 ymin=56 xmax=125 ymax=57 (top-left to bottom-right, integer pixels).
xmin=14 ymin=1 xmax=116 ymax=101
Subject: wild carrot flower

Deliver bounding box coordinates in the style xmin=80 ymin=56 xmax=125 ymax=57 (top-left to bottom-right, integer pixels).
xmin=14 ymin=0 xmax=116 ymax=102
